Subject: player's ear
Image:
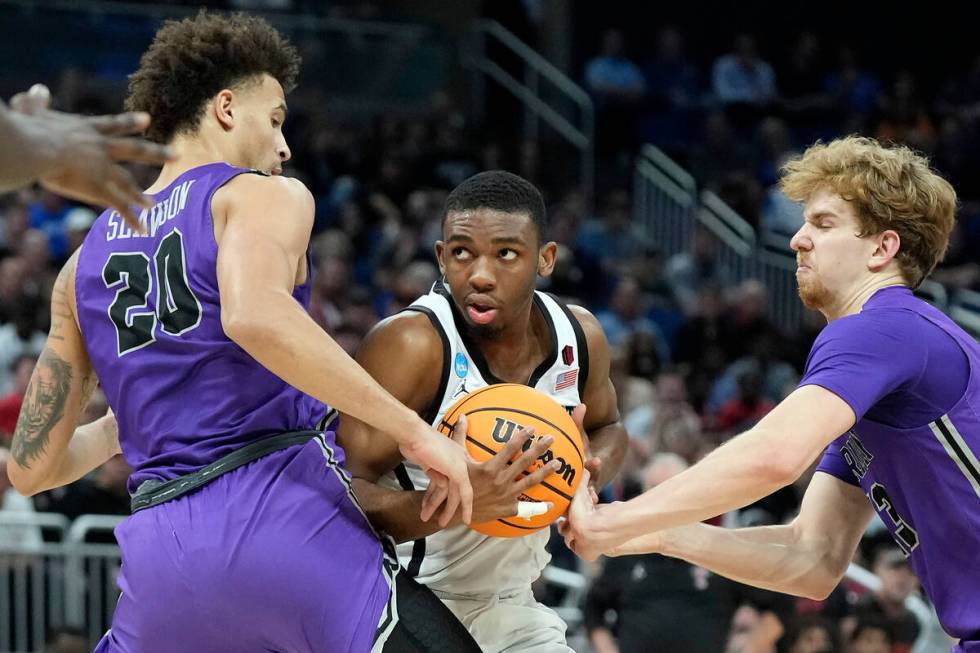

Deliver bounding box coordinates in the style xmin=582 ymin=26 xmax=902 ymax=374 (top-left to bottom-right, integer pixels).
xmin=869 ymin=229 xmax=901 ymax=273
xmin=537 ymin=241 xmax=558 ymax=278
xmin=213 ymin=89 xmax=236 ymax=131
xmin=434 ymin=240 xmax=447 ymax=277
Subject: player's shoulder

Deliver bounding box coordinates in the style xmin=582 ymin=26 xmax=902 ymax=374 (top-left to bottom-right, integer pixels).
xmin=815 ymin=305 xmax=923 ymax=354
xmin=564 ymin=302 xmax=608 ymax=345
xmin=359 ymin=310 xmax=444 ymax=362
xmin=220 ymin=172 xmax=312 ymax=205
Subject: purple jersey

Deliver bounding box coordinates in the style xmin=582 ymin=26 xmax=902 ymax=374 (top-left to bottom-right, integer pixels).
xmin=804 ymin=287 xmax=980 ymax=643
xmin=75 ymin=163 xmax=324 ymax=491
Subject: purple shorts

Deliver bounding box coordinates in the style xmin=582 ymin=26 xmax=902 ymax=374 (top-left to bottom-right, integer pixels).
xmin=95 ymin=434 xmax=394 ymax=653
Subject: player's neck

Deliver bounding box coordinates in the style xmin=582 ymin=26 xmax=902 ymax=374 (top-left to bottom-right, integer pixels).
xmin=146 ymin=135 xmax=238 ymax=194
xmin=821 ymin=273 xmax=908 ymax=322
xmin=476 ymin=300 xmax=548 ymax=383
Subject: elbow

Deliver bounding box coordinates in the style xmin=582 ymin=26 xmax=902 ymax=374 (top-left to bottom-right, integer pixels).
xmin=221 ymin=303 xmax=265 ymax=347
xmin=6 ymin=463 xmax=45 ymax=497
xmin=799 ymin=577 xmax=836 ymax=601
xmin=749 ymin=431 xmax=808 ymax=488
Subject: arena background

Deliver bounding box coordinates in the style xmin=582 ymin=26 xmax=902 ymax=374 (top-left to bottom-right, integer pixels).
xmin=1 ymin=1 xmax=976 ymax=651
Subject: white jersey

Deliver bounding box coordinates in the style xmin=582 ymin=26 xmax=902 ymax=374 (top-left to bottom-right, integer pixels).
xmin=380 ymin=282 xmax=589 ymax=597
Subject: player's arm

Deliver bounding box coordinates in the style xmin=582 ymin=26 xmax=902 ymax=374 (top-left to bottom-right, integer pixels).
xmin=7 ymin=251 xmax=122 ymax=495
xmin=606 ymin=472 xmax=873 ymax=600
xmin=216 ymin=177 xmax=431 ymax=446
xmin=564 ymin=384 xmax=856 ymax=558
xmin=337 ymin=313 xmax=447 ymax=542
xmin=570 ymin=305 xmax=628 ymax=489
xmin=216 ymin=174 xmax=473 ymax=523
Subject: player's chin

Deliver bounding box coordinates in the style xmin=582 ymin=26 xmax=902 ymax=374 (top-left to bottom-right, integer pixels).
xmin=465 ymin=319 xmax=505 ymax=340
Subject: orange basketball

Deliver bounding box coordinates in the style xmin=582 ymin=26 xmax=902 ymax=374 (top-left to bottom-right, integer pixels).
xmin=437 ymin=383 xmax=584 ymax=538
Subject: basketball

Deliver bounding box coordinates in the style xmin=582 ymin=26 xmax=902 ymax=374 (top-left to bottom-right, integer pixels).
xmin=437 ymin=383 xmax=585 ymax=538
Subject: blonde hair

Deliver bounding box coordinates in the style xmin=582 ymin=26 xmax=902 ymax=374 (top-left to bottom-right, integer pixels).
xmin=780 ymin=136 xmax=957 ymax=286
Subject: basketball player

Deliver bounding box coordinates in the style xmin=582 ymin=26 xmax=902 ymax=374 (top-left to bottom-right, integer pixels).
xmin=337 ymin=170 xmax=628 ymax=652
xmin=1 ymin=84 xmax=171 ymax=228
xmin=5 ymin=12 xmax=477 ymax=653
xmin=563 ymin=136 xmax=980 ymax=652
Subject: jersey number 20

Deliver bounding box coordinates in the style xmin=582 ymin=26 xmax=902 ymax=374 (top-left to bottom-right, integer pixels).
xmin=102 ymin=229 xmax=202 ymax=356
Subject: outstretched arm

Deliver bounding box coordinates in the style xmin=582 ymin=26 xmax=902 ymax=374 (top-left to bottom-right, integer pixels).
xmin=564 ymin=384 xmax=857 ymax=558
xmin=605 ymin=472 xmax=872 ymax=600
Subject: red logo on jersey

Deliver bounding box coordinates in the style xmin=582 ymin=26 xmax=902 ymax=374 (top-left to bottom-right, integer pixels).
xmin=562 ymin=345 xmax=574 ymax=366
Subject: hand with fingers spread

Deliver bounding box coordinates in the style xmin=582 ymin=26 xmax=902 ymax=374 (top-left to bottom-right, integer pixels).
xmin=400 ymin=419 xmax=474 ymax=528
xmin=422 ymin=413 xmax=561 ymax=526
xmin=1 ymin=84 xmax=172 ymax=230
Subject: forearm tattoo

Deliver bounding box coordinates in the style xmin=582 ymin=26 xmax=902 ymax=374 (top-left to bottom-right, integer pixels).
xmin=11 ymin=349 xmax=73 ymax=469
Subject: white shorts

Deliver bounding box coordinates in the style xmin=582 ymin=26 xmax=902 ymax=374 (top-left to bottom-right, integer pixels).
xmin=435 ymin=588 xmax=572 ymax=653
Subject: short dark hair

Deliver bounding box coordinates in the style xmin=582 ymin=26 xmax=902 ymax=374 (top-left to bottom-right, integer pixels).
xmin=850 ymin=616 xmax=894 ymax=644
xmin=125 ymin=11 xmax=301 ymax=143
xmin=443 ymin=170 xmax=547 ymax=240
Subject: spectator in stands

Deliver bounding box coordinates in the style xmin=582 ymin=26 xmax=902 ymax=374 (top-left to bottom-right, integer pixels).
xmin=0 ymin=295 xmax=45 ymax=394
xmin=642 ymin=26 xmax=701 ymax=113
xmin=597 ymin=275 xmax=667 ymax=353
xmin=722 ymin=279 xmax=783 ymax=361
xmin=576 ymin=189 xmax=651 ymax=278
xmin=875 ymin=72 xmax=936 ymax=154
xmin=64 ymin=206 xmax=97 ymax=255
xmin=585 ymin=28 xmax=646 ymax=160
xmin=0 ymin=353 xmax=35 ymax=443
xmin=586 ymin=453 xmax=795 ymax=653
xmin=783 ymin=615 xmax=841 ymax=653
xmin=756 ymin=117 xmax=797 ymax=188
xmin=43 ymin=626 xmax=89 ymax=653
xmin=309 ymin=254 xmax=352 ymax=333
xmin=843 ymin=546 xmax=920 ymax=653
xmin=711 ymin=365 xmax=776 ymax=433
xmin=18 ymin=228 xmax=57 ymax=292
xmin=379 ymin=260 xmax=439 ymax=317
xmin=846 ymin=617 xmax=893 ymax=653
xmin=665 ymin=224 xmax=733 ymax=314
xmin=27 ymin=189 xmax=71 ymax=260
xmin=0 ymin=255 xmax=30 ymax=323
xmin=0 ymin=198 xmax=29 ymax=255
xmin=639 ymin=26 xmax=701 ymax=150
xmin=824 ymin=46 xmax=882 ymax=128
xmin=776 ymin=33 xmax=832 ymax=125
xmin=711 ymin=34 xmax=777 ymax=111
xmin=707 ymin=331 xmax=798 ymax=417
xmin=689 ymin=111 xmax=754 ymax=189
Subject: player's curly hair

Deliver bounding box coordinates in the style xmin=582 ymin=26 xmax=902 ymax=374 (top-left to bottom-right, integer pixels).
xmin=780 ymin=136 xmax=957 ymax=287
xmin=125 ymin=11 xmax=300 ymax=143
xmin=444 ymin=171 xmax=548 ymax=240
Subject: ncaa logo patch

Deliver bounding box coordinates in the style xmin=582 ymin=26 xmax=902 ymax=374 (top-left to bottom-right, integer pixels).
xmin=454 ymin=352 xmax=469 ymax=378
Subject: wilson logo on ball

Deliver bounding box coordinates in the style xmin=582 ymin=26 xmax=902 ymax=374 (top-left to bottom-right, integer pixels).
xmin=490 ymin=417 xmax=577 ymax=486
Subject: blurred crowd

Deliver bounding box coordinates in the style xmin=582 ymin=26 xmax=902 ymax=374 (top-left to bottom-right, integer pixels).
xmin=0 ymin=12 xmax=970 ymax=653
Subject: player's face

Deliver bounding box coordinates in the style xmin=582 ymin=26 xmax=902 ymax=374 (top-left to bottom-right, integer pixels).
xmin=790 ymin=188 xmax=880 ymax=312
xmin=436 ymin=209 xmax=556 ymax=340
xmin=231 ymin=74 xmax=290 ymax=175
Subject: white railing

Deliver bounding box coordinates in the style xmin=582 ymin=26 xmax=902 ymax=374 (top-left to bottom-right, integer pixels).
xmin=0 ymin=513 xmax=122 ymax=652
xmin=634 ymin=145 xmax=802 ymax=332
xmin=633 ymin=145 xmax=980 ymax=337
xmin=465 ymin=19 xmax=594 ymax=200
